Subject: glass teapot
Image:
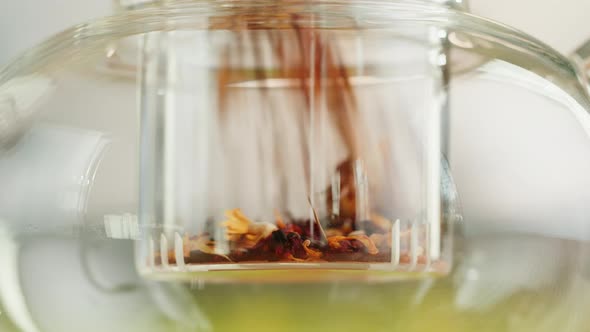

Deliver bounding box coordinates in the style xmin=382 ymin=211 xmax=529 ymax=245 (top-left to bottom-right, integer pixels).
xmin=1 ymin=1 xmax=589 ymax=331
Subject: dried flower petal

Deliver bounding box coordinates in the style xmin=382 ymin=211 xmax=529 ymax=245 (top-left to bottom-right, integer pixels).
xmin=327 ymin=236 xmax=346 ymax=250
xmin=222 ymin=208 xmax=252 ymax=234
xmin=285 ymin=254 xmax=305 ymax=262
xmin=194 ymin=235 xmax=216 ymax=255
xmin=248 ymin=222 xmax=277 ymax=240
xmin=326 ymin=228 xmax=344 ymax=237
xmin=302 ymin=239 xmax=323 ymax=260
xmin=182 ymin=234 xmax=232 ymax=262
xmin=349 ymin=234 xmax=379 ymax=255
xmin=222 ymin=209 xmax=278 ymax=249
xmin=328 ymin=235 xmax=379 ymax=255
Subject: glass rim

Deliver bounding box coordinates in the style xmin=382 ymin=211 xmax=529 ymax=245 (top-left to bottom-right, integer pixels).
xmin=0 ymin=0 xmax=587 ymax=103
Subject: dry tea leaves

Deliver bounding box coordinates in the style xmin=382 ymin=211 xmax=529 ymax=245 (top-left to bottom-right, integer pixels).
xmin=222 ymin=209 xmax=278 ymax=248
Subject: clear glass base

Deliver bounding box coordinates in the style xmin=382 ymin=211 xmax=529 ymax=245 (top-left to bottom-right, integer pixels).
xmin=139 ymin=262 xmax=449 ymax=283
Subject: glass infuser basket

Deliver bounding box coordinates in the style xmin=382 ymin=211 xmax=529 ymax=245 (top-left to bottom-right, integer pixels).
xmin=137 ymin=4 xmax=453 ymax=280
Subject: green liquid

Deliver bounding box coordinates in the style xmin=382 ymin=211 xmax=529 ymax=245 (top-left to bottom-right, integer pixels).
xmin=1 ymin=234 xmax=587 ymax=332
xmin=183 ymin=278 xmax=583 ymax=332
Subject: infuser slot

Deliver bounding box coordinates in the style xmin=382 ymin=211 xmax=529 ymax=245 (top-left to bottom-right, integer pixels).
xmin=391 ymin=219 xmax=401 ymax=267
xmin=175 ymin=232 xmax=186 ymax=269
xmin=410 ymin=223 xmax=419 ymax=271
xmin=160 ymin=234 xmax=169 ymax=268
xmin=148 ymin=236 xmax=155 ymax=270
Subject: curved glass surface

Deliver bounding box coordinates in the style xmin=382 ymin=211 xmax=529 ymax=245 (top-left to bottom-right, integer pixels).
xmin=0 ymin=1 xmax=589 ymax=332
